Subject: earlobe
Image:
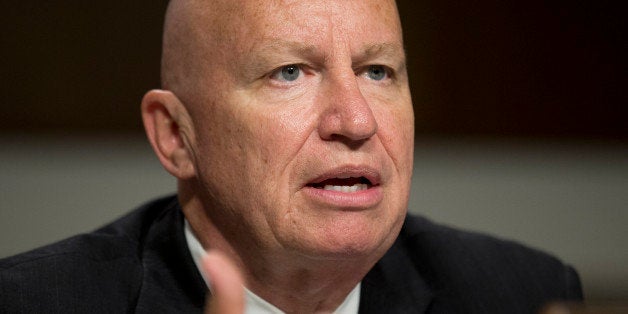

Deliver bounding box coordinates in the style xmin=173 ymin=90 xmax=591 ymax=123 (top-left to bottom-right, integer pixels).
xmin=141 ymin=89 xmax=196 ymax=180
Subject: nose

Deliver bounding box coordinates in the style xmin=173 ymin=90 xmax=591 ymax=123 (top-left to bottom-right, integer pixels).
xmin=317 ymin=74 xmax=378 ymax=143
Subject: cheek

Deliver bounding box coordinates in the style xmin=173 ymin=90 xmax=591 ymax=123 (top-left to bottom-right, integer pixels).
xmin=373 ymin=101 xmax=415 ymax=170
xmin=255 ymin=103 xmax=319 ymax=171
xmin=218 ymin=102 xmax=317 ymax=202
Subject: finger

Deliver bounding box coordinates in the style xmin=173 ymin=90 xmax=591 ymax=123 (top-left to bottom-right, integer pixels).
xmin=202 ymin=250 xmax=245 ymax=314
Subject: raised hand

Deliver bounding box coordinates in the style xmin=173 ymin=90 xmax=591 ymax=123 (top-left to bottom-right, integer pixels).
xmin=202 ymin=251 xmax=245 ymax=314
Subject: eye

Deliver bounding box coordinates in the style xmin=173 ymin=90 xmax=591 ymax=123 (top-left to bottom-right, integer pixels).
xmin=365 ymin=65 xmax=389 ymax=81
xmin=271 ymin=64 xmax=302 ymax=82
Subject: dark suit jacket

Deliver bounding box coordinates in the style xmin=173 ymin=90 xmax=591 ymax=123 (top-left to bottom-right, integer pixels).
xmin=0 ymin=195 xmax=582 ymax=313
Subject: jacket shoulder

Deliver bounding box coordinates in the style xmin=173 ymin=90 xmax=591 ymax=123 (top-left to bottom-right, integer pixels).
xmin=398 ymin=214 xmax=583 ymax=312
xmin=0 ymin=195 xmax=178 ymax=313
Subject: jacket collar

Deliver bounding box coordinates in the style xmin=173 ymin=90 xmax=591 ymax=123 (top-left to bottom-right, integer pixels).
xmin=359 ymin=230 xmax=434 ymax=313
xmin=135 ymin=197 xmax=207 ymax=312
xmin=135 ymin=197 xmax=432 ymax=313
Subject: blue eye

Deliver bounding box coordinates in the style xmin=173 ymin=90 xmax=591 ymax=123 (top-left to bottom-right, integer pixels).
xmin=279 ymin=65 xmax=300 ymax=81
xmin=366 ymin=65 xmax=387 ymax=81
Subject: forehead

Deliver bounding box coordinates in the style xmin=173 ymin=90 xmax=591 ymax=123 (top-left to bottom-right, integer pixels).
xmin=210 ymin=0 xmax=403 ymax=52
xmin=162 ymin=0 xmax=404 ymax=100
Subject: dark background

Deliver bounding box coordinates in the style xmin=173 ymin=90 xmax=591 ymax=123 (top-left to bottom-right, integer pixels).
xmin=1 ymin=1 xmax=627 ymax=302
xmin=1 ymin=0 xmax=626 ymax=139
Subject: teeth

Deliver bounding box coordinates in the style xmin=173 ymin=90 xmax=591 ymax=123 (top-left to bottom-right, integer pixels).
xmin=323 ymin=184 xmax=368 ymax=193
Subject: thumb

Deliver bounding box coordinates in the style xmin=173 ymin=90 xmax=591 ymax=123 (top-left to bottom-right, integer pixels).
xmin=202 ymin=250 xmax=245 ymax=314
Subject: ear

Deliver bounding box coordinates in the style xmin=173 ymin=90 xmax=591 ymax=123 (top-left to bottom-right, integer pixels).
xmin=141 ymin=89 xmax=196 ymax=180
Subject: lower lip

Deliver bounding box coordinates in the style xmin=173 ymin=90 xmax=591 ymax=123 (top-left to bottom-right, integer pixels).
xmin=302 ymin=186 xmax=383 ymax=209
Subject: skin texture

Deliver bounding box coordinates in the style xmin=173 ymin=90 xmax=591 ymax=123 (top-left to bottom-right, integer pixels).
xmin=142 ymin=0 xmax=414 ymax=312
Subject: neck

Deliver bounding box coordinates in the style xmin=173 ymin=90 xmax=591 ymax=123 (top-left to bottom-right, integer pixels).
xmin=242 ymin=254 xmax=371 ymax=313
xmin=181 ymin=195 xmax=378 ymax=313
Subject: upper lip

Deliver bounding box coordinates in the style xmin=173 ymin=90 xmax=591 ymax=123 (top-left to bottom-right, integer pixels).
xmin=305 ymin=165 xmax=381 ymax=187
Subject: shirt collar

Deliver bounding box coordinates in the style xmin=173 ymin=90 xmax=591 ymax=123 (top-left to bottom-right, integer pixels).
xmin=184 ymin=220 xmax=360 ymax=314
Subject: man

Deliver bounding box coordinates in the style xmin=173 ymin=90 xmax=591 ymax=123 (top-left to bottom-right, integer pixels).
xmin=0 ymin=0 xmax=582 ymax=313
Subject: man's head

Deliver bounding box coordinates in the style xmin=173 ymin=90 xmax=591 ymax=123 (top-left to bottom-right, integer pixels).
xmin=142 ymin=0 xmax=414 ymax=266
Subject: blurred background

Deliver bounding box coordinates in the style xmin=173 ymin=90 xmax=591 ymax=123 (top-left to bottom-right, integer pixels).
xmin=1 ymin=0 xmax=626 ymax=303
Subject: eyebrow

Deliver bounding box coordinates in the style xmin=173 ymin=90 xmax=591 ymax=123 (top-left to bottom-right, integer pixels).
xmin=355 ymin=42 xmax=406 ymax=67
xmin=241 ymin=40 xmax=406 ymax=79
xmin=249 ymin=40 xmax=321 ymax=66
xmin=239 ymin=40 xmax=320 ymax=79
xmin=260 ymin=40 xmax=320 ymax=56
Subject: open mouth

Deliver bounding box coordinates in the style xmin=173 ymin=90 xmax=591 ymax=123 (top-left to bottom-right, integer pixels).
xmin=307 ymin=176 xmax=374 ymax=193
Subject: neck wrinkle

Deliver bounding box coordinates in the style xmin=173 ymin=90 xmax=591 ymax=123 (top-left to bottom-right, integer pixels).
xmin=184 ymin=217 xmax=367 ymax=313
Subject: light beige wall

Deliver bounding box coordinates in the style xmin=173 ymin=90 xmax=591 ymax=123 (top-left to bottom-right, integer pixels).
xmin=1 ymin=135 xmax=626 ymax=301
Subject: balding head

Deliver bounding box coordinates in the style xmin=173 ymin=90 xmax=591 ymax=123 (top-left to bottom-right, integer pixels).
xmin=161 ymin=0 xmax=224 ymax=100
xmin=161 ymin=0 xmax=270 ymax=102
xmin=143 ymin=1 xmax=412 ymax=310
xmin=160 ymin=0 xmax=404 ymax=108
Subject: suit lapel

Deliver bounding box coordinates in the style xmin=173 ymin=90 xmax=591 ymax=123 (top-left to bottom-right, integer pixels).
xmin=131 ymin=198 xmax=432 ymax=313
xmin=359 ymin=237 xmax=433 ymax=314
xmin=134 ymin=198 xmax=208 ymax=313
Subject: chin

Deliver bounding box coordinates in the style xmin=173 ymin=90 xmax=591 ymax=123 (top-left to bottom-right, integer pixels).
xmin=288 ymin=219 xmax=402 ymax=262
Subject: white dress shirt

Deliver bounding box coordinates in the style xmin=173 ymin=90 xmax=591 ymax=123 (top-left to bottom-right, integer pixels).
xmin=184 ymin=221 xmax=361 ymax=314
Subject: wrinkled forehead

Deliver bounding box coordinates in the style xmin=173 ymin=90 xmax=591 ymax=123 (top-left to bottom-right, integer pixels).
xmin=161 ymin=0 xmax=402 ymax=94
xmin=245 ymin=0 xmax=402 ymax=49
xmin=168 ymin=0 xmax=401 ymax=47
